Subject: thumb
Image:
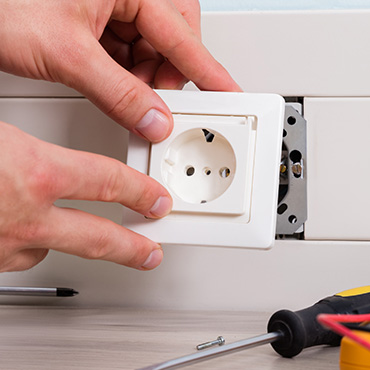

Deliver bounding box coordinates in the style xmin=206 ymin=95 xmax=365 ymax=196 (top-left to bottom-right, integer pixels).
xmin=60 ymin=38 xmax=173 ymax=143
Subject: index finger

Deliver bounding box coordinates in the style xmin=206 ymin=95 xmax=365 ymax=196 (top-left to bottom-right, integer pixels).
xmin=171 ymin=0 xmax=202 ymax=39
xmin=113 ymin=0 xmax=241 ymax=92
xmin=39 ymin=141 xmax=172 ymax=219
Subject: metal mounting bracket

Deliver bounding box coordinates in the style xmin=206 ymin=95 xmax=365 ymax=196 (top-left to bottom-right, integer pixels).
xmin=276 ymin=103 xmax=307 ymax=236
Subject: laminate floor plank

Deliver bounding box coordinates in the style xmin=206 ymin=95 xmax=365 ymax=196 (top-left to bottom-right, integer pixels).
xmin=0 ymin=306 xmax=339 ymax=369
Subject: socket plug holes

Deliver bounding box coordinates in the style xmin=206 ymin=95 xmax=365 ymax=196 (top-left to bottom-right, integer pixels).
xmin=185 ymin=165 xmax=231 ymax=179
xmin=185 ymin=166 xmax=195 ymax=176
xmin=220 ymin=167 xmax=231 ymax=178
xmin=163 ymin=128 xmax=236 ymax=204
xmin=203 ymin=167 xmax=212 ymax=176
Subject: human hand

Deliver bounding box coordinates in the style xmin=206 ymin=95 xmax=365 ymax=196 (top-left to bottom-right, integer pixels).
xmin=0 ymin=122 xmax=172 ymax=272
xmin=0 ymin=0 xmax=241 ymax=272
xmin=0 ymin=0 xmax=241 ymax=142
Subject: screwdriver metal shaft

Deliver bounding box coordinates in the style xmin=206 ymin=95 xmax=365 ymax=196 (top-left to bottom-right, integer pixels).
xmin=138 ymin=332 xmax=282 ymax=370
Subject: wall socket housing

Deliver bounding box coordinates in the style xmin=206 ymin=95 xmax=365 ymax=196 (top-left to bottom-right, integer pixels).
xmin=122 ymin=90 xmax=285 ymax=249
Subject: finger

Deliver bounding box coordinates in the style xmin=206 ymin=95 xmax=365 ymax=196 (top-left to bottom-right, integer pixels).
xmin=101 ymin=28 xmax=164 ymax=86
xmin=59 ymin=33 xmax=173 ymax=143
xmin=45 ymin=207 xmax=163 ymax=270
xmin=131 ymin=38 xmax=164 ymax=85
xmin=108 ymin=20 xmax=141 ymax=44
xmin=41 ymin=142 xmax=172 ymax=219
xmin=100 ymin=27 xmax=133 ymax=70
xmin=113 ymin=0 xmax=241 ymax=92
xmin=172 ymin=0 xmax=202 ymax=39
xmin=132 ymin=38 xmax=163 ymax=67
xmin=109 ymin=1 xmax=199 ymax=89
xmin=0 ymin=249 xmax=48 ymax=273
xmin=154 ymin=61 xmax=188 ymax=90
xmin=111 ymin=1 xmax=201 ymax=40
xmin=130 ymin=60 xmax=161 ymax=87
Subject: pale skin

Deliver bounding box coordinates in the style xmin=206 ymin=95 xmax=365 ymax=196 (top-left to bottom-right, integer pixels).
xmin=0 ymin=0 xmax=241 ymax=272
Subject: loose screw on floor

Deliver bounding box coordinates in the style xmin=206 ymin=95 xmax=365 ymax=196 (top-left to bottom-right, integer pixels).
xmin=196 ymin=336 xmax=225 ymax=350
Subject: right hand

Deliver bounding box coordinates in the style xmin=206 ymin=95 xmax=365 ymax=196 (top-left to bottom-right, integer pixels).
xmin=0 ymin=0 xmax=241 ymax=142
xmin=0 ymin=122 xmax=172 ymax=272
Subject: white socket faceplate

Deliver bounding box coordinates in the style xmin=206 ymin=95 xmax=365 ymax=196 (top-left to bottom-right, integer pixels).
xmin=123 ymin=90 xmax=285 ymax=249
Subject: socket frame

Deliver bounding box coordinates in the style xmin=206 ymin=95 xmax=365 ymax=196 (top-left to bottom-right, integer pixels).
xmin=122 ymin=90 xmax=285 ymax=249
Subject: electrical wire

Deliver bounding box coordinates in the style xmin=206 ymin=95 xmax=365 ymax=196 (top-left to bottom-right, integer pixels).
xmin=318 ymin=313 xmax=370 ymax=351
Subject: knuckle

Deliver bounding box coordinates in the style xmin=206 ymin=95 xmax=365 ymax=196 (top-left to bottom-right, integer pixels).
xmin=98 ymin=160 xmax=123 ymax=202
xmin=132 ymin=185 xmax=159 ymax=214
xmin=99 ymin=163 xmax=163 ymax=214
xmin=14 ymin=221 xmax=50 ymax=245
xmin=83 ymin=231 xmax=112 ymax=261
xmin=173 ymin=0 xmax=201 ymax=35
xmin=161 ymin=37 xmax=187 ymax=58
xmin=27 ymin=162 xmax=59 ymax=201
xmin=106 ymin=83 xmax=139 ymax=125
xmin=174 ymin=0 xmax=200 ymax=15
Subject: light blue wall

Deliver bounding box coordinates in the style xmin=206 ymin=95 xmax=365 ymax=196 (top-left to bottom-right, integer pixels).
xmin=199 ymin=0 xmax=370 ymax=11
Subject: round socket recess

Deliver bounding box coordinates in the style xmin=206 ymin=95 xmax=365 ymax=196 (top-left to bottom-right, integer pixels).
xmin=162 ymin=128 xmax=236 ymax=204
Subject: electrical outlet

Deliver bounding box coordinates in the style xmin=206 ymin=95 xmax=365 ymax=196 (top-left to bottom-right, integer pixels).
xmin=149 ymin=113 xmax=255 ymax=216
xmin=122 ymin=90 xmax=285 ymax=249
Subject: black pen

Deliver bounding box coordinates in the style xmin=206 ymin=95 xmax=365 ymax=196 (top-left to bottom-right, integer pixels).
xmin=0 ymin=287 xmax=79 ymax=297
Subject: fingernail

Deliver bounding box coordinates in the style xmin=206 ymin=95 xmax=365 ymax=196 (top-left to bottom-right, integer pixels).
xmin=141 ymin=248 xmax=163 ymax=270
xmin=149 ymin=196 xmax=172 ymax=218
xmin=136 ymin=109 xmax=170 ymax=142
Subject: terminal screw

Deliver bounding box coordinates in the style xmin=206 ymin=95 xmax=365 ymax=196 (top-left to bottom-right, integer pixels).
xmin=280 ymin=164 xmax=287 ymax=174
xmin=196 ymin=336 xmax=225 ymax=350
xmin=291 ymin=162 xmax=303 ymax=177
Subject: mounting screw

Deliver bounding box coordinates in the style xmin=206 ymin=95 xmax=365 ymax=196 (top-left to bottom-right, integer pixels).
xmin=196 ymin=336 xmax=225 ymax=350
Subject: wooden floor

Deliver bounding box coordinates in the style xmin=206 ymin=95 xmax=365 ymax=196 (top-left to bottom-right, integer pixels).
xmin=0 ymin=306 xmax=339 ymax=369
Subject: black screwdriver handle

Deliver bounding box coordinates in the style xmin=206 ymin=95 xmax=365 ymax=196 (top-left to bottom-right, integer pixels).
xmin=267 ymin=289 xmax=370 ymax=358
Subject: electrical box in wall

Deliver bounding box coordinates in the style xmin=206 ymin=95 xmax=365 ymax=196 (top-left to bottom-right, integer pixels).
xmin=122 ymin=90 xmax=285 ymax=249
xmin=276 ymin=103 xmax=307 ymax=237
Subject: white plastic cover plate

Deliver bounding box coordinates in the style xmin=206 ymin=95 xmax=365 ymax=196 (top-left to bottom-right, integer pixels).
xmin=122 ymin=90 xmax=285 ymax=249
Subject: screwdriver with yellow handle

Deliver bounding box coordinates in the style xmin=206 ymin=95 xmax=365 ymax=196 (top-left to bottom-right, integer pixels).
xmin=139 ymin=287 xmax=370 ymax=370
